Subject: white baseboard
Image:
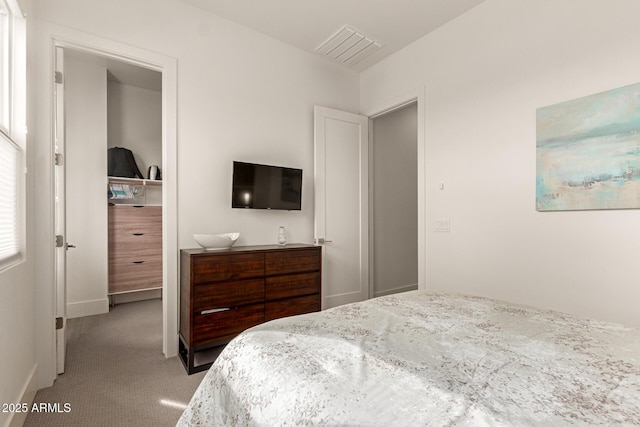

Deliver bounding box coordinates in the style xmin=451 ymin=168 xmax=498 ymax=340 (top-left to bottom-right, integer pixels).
xmin=373 ymin=283 xmax=418 ymax=298
xmin=66 ymin=298 xmax=109 ymax=319
xmin=7 ymin=364 xmax=38 ymax=427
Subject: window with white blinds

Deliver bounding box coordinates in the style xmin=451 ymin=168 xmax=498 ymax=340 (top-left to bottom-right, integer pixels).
xmin=0 ymin=0 xmax=11 ymax=134
xmin=0 ymin=131 xmax=20 ymax=268
xmin=0 ymin=0 xmax=23 ymax=271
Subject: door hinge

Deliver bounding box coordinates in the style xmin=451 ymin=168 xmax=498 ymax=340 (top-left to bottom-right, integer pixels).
xmin=55 ymin=235 xmax=64 ymax=248
xmin=55 ymin=317 xmax=64 ymax=330
xmin=55 ymin=71 xmax=63 ymax=84
xmin=55 ymin=153 xmax=63 ymax=166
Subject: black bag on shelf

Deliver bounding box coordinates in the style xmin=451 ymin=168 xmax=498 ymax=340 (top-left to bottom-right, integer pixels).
xmin=108 ymin=147 xmax=144 ymax=179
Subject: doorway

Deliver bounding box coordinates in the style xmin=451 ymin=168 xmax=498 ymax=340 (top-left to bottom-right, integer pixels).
xmin=51 ymin=36 xmax=178 ymax=376
xmin=313 ymin=98 xmax=423 ymax=309
xmin=59 ymin=46 xmax=163 ymax=369
xmin=364 ymin=90 xmax=426 ymax=293
xmin=370 ymin=102 xmax=418 ymax=297
xmin=63 ymin=46 xmax=163 ymax=311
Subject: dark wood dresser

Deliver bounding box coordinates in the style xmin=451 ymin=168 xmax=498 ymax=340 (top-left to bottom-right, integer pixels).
xmin=179 ymin=244 xmax=321 ymax=374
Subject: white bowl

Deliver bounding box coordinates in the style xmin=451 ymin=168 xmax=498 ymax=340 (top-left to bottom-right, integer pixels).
xmin=194 ymin=232 xmax=240 ymax=250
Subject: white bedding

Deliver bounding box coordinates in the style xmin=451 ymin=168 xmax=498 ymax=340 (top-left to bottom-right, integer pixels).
xmin=177 ymin=290 xmax=640 ymax=426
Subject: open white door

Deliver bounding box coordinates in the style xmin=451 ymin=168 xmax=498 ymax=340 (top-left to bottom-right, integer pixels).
xmin=314 ymin=105 xmax=369 ymax=309
xmin=54 ymin=46 xmax=67 ymax=374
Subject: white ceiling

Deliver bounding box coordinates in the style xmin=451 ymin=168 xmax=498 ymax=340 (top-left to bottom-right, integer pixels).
xmin=66 ymin=1 xmax=486 ymax=88
xmin=180 ymin=0 xmax=486 ymax=72
xmin=106 ymin=60 xmax=162 ymax=92
xmin=65 ymin=48 xmax=162 ymax=92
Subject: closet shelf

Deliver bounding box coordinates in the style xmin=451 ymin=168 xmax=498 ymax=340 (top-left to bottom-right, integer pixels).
xmin=108 ymin=176 xmax=162 ymax=187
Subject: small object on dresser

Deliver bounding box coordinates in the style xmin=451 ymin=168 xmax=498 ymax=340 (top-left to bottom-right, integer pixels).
xmin=277 ymin=226 xmax=287 ymax=246
xmin=193 ymin=232 xmax=240 ymax=250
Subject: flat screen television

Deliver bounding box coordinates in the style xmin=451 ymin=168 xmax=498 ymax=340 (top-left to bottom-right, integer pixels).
xmin=232 ymin=161 xmax=302 ymax=210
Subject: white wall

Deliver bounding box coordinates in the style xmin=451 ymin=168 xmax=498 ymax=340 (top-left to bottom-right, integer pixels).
xmin=107 ymin=81 xmax=162 ymax=178
xmin=371 ymin=103 xmax=418 ymax=297
xmin=108 ymin=80 xmax=163 ymax=205
xmin=361 ymin=0 xmax=640 ymax=327
xmin=65 ymin=52 xmax=110 ymax=319
xmin=29 ymin=0 xmax=359 ymax=389
xmin=31 ymin=0 xmax=358 ymax=248
xmin=0 ymin=264 xmax=37 ymax=427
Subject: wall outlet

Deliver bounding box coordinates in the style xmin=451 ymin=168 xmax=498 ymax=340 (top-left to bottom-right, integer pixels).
xmin=434 ymin=218 xmax=450 ymax=232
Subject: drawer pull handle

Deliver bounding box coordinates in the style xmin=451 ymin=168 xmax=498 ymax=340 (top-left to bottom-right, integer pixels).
xmin=133 ymin=205 xmax=145 ymax=208
xmin=201 ymin=308 xmax=230 ymax=315
xmin=132 ymin=261 xmax=145 ymax=264
xmin=132 ymin=233 xmax=144 ymax=236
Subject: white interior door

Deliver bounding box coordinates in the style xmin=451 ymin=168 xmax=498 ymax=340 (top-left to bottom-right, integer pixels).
xmin=54 ymin=46 xmax=67 ymax=374
xmin=63 ymin=48 xmax=109 ymax=319
xmin=314 ymin=105 xmax=369 ymax=309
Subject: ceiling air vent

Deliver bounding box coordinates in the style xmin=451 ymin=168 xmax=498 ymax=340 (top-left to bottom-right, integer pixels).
xmin=315 ymin=26 xmax=382 ymax=67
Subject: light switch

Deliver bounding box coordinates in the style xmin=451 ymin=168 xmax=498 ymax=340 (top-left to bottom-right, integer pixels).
xmin=434 ymin=218 xmax=450 ymax=232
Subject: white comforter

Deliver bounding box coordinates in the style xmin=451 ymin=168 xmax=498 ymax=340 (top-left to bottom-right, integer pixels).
xmin=177 ymin=291 xmax=640 ymax=426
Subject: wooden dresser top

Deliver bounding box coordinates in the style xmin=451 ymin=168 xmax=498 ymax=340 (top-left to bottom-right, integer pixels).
xmin=181 ymin=243 xmax=318 ymax=256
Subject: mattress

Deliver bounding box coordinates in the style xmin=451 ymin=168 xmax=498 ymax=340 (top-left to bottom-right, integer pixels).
xmin=177 ymin=290 xmax=640 ymax=426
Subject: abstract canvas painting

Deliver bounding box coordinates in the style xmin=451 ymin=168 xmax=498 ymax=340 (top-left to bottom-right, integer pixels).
xmin=536 ymin=83 xmax=640 ymax=211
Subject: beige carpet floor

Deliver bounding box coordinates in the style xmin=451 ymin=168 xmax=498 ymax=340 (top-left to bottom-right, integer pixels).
xmin=24 ymin=299 xmax=212 ymax=427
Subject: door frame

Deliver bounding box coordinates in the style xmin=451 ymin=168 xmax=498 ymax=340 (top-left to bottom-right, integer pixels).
xmin=53 ymin=46 xmax=66 ymax=374
xmin=363 ymin=87 xmax=427 ymax=293
xmin=45 ymin=28 xmax=178 ymax=380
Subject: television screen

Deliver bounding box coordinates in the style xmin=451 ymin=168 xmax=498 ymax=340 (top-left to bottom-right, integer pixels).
xmin=232 ymin=161 xmax=302 ymax=210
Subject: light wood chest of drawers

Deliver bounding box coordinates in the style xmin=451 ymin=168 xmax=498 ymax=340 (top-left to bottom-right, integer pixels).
xmin=179 ymin=244 xmax=321 ymax=374
xmin=108 ymin=204 xmax=162 ymax=295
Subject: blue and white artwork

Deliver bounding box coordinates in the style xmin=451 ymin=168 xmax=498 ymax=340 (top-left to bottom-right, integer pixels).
xmin=536 ymin=83 xmax=640 ymax=211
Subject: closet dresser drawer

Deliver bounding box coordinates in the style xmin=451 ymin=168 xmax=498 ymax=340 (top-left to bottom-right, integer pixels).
xmin=179 ymin=244 xmax=322 ymax=374
xmin=108 ymin=257 xmax=162 ymax=294
xmin=108 ymin=204 xmax=162 ymax=294
xmin=109 ymin=229 xmax=161 ymax=252
xmin=109 ymin=204 xmax=161 ymax=232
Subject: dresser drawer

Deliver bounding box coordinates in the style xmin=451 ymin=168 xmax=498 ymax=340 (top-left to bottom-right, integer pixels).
xmin=109 ymin=257 xmax=162 ymax=294
xmin=265 ymin=294 xmax=320 ymax=322
xmin=193 ymin=279 xmax=265 ymax=313
xmin=193 ymin=303 xmax=264 ymax=345
xmin=265 ymin=248 xmax=320 ymax=276
xmin=193 ymin=253 xmax=264 ymax=284
xmin=265 ymin=272 xmax=319 ymax=301
xmin=110 ymin=239 xmax=162 ymax=261
xmin=111 ymin=227 xmax=162 ymax=246
xmin=108 ymin=205 xmax=162 ymax=232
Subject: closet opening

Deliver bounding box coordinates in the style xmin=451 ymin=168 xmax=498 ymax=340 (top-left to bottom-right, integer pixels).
xmin=61 ymin=46 xmax=163 ymax=345
xmin=370 ymin=101 xmax=419 ymax=297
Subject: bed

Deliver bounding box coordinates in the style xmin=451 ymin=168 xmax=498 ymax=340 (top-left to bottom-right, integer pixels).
xmin=177 ymin=290 xmax=640 ymax=426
